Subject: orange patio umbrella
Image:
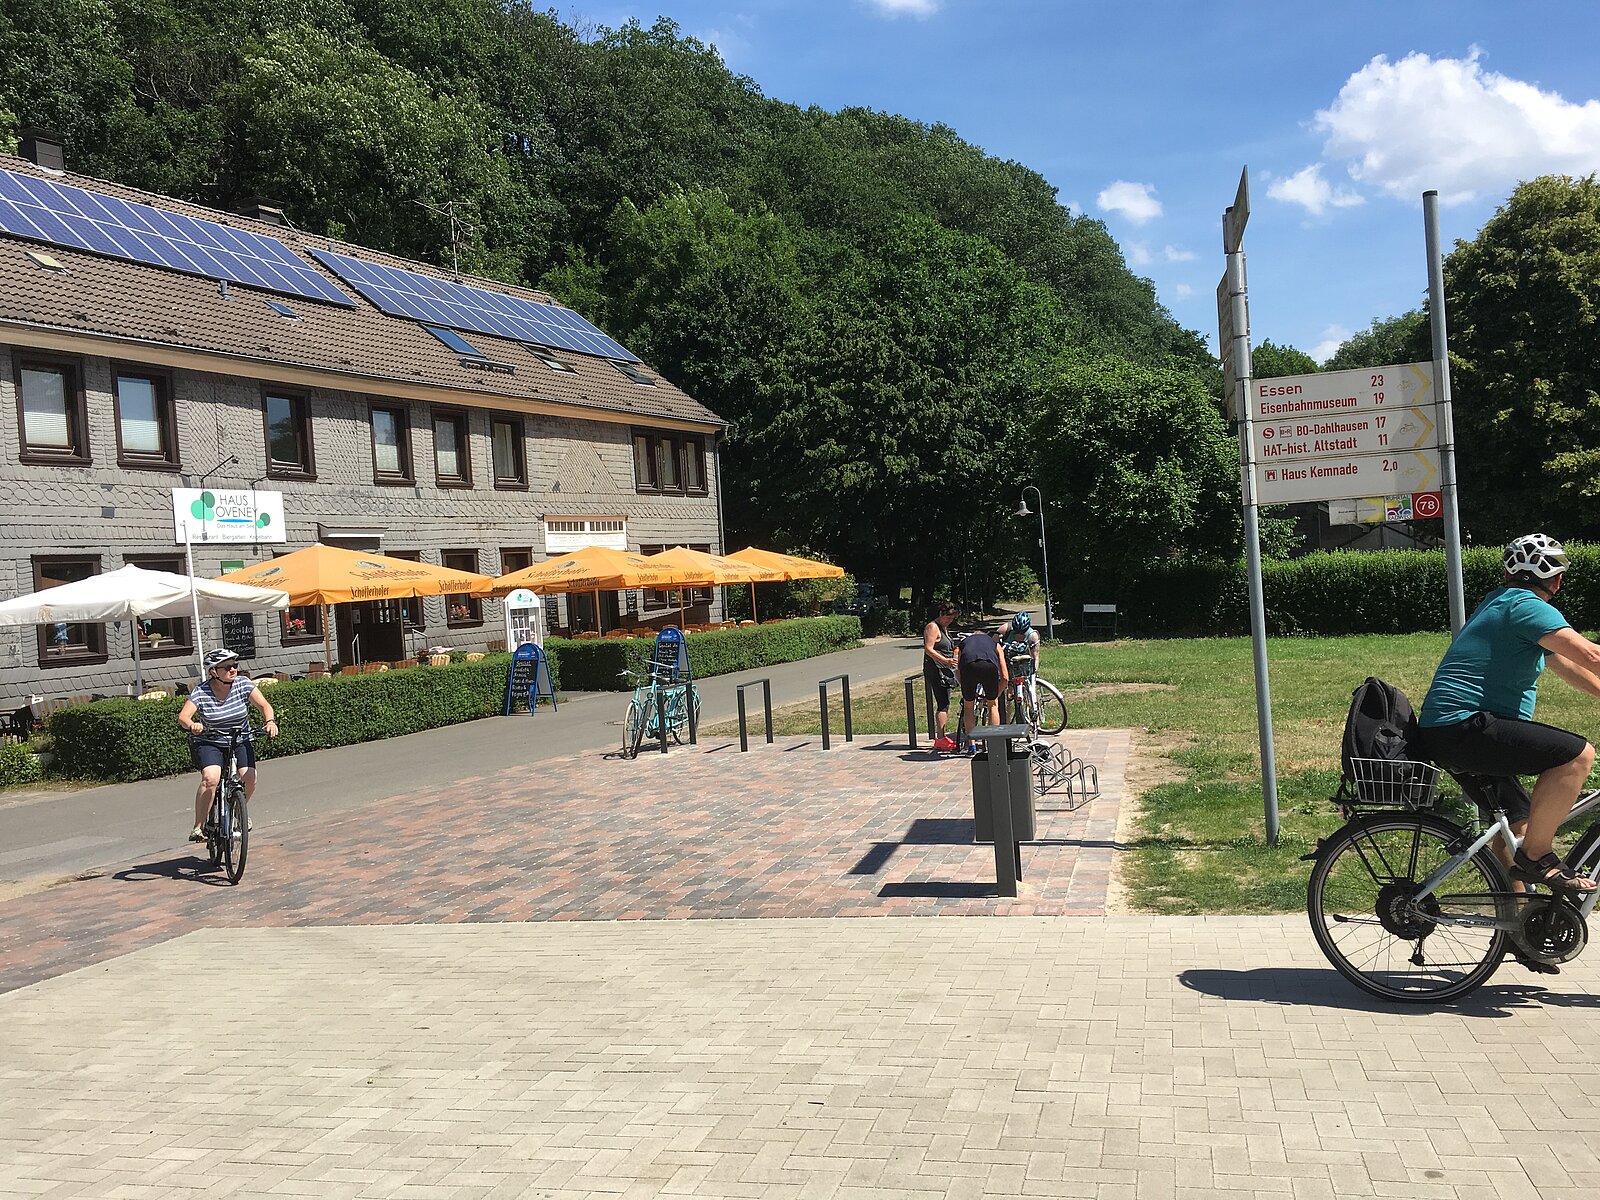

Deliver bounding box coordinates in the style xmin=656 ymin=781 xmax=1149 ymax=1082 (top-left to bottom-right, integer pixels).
xmin=728 ymin=546 xmax=846 ymax=621
xmin=643 ymin=545 xmax=784 ymax=626
xmin=216 ymin=543 xmax=497 ymax=666
xmin=492 ymin=546 xmax=711 ymax=634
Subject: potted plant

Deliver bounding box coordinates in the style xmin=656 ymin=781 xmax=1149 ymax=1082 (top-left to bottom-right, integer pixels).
xmin=287 ymin=616 xmax=308 ymax=637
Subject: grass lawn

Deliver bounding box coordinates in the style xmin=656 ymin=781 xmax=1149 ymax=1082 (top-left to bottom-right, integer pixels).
xmin=709 ymin=632 xmax=1600 ymax=914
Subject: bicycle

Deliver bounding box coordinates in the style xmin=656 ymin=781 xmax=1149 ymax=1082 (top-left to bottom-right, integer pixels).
xmin=1001 ymin=652 xmax=1068 ymax=736
xmin=199 ymin=727 xmax=252 ymax=885
xmin=619 ymin=666 xmax=702 ymax=758
xmin=1306 ymin=755 xmax=1600 ymax=1002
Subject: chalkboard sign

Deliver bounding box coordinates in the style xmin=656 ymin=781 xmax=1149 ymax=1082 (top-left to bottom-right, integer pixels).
xmin=220 ymin=612 xmax=256 ymax=661
xmin=504 ymin=643 xmax=556 ymax=715
xmin=508 ymin=644 xmax=537 ymax=698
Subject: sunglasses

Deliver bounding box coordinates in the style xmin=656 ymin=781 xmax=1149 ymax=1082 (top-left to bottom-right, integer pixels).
xmin=214 ymin=664 xmax=239 ymax=673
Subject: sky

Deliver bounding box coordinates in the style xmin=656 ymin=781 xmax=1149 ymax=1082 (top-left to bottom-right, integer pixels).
xmin=569 ymin=0 xmax=1600 ymax=363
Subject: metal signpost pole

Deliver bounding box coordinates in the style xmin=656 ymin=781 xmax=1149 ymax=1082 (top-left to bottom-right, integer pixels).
xmin=1423 ymin=190 xmax=1467 ymax=636
xmin=1222 ymin=168 xmax=1280 ymax=846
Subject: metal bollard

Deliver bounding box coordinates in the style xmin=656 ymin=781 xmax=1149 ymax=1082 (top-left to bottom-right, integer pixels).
xmin=904 ymin=674 xmax=920 ymax=749
xmin=818 ymin=674 xmax=853 ymax=750
xmin=735 ymin=678 xmax=774 ymax=753
xmin=974 ymin=724 xmax=1029 ymax=897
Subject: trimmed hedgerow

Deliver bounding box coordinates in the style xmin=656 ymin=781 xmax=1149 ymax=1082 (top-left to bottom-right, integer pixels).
xmin=48 ymin=654 xmax=553 ymax=784
xmin=544 ymin=616 xmax=863 ymax=691
xmin=0 ymin=741 xmax=44 ymax=790
xmin=1060 ymin=544 xmax=1600 ymax=637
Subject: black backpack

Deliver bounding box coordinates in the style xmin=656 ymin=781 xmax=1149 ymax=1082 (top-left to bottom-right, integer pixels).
xmin=1340 ymin=678 xmax=1430 ymax=804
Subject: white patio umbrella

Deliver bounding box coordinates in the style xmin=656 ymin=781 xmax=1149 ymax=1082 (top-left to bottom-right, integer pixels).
xmin=0 ymin=564 xmax=289 ymax=692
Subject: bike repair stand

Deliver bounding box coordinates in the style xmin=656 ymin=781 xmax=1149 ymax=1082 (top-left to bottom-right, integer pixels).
xmin=504 ymin=642 xmax=557 ymax=716
xmin=650 ymin=626 xmax=696 ymax=754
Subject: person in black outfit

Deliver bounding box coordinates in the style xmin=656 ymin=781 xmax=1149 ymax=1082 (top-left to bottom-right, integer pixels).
xmin=957 ymin=629 xmax=1009 ymax=749
xmin=922 ymin=601 xmax=960 ymax=752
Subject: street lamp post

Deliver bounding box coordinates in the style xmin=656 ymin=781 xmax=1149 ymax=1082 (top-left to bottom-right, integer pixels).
xmin=1014 ymin=486 xmax=1053 ymax=641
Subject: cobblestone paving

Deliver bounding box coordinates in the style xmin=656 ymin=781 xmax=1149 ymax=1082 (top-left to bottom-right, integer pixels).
xmin=0 ymin=730 xmax=1127 ymax=994
xmin=4 ymin=917 xmax=1596 ymax=1199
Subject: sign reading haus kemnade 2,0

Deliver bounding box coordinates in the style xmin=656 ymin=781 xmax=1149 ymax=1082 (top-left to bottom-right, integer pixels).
xmin=1249 ymin=361 xmax=1440 ymax=507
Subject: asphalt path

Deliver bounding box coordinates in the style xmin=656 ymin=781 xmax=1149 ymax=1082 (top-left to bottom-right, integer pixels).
xmin=0 ymin=637 xmax=927 ymax=894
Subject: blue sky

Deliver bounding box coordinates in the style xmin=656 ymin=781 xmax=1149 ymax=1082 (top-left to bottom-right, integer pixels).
xmin=573 ymin=0 xmax=1600 ymax=363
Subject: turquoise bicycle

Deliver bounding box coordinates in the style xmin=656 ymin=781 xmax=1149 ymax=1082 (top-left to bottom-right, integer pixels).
xmin=620 ymin=666 xmax=702 ymax=758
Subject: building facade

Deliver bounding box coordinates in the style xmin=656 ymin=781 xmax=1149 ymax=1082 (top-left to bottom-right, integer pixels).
xmin=0 ymin=148 xmax=725 ymax=699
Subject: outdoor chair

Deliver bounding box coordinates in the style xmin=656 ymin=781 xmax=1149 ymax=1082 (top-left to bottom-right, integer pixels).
xmin=307 ymin=662 xmax=327 ymax=679
xmin=487 ymin=638 xmax=506 ymax=652
xmin=464 ymin=652 xmax=486 ymax=661
xmin=393 ymin=658 xmax=419 ymax=669
xmin=428 ymin=653 xmax=452 ymax=667
xmin=604 ymin=629 xmax=630 ymax=639
xmin=574 ymin=631 xmax=601 ymax=640
xmin=341 ymin=665 xmax=360 ymax=676
xmin=135 ymin=688 xmax=171 ymax=701
xmin=251 ymin=676 xmax=280 ymax=688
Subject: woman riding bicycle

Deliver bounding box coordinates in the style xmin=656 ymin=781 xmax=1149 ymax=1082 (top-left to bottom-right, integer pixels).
xmin=176 ymin=647 xmax=277 ymax=843
xmin=1416 ymin=534 xmax=1600 ymax=896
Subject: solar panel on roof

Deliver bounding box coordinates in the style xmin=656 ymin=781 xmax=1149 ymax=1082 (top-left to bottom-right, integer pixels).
xmin=309 ymin=247 xmax=640 ymax=362
xmin=0 ymin=168 xmax=354 ymax=307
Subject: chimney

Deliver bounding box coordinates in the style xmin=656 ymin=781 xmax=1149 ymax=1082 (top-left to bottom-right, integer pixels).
xmin=17 ymin=129 xmax=65 ymax=171
xmin=236 ymin=199 xmax=289 ymax=226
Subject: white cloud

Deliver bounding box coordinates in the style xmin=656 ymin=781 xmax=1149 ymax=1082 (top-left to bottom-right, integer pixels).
xmin=1313 ymin=49 xmax=1600 ymax=204
xmin=1267 ymin=164 xmax=1366 ymax=216
xmin=1173 ymin=283 xmax=1195 ymax=299
xmin=1125 ymin=241 xmax=1153 ymax=267
xmin=862 ymin=0 xmax=939 ymax=16
xmin=1162 ymin=245 xmax=1196 ymax=262
xmin=1096 ymin=180 xmax=1163 ymax=224
xmin=1312 ymin=325 xmax=1353 ymax=364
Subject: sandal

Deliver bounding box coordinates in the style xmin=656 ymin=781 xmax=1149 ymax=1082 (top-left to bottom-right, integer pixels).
xmin=188 ymin=825 xmax=205 ymax=843
xmin=1508 ymin=942 xmax=1562 ymax=975
xmin=1511 ymin=849 xmax=1598 ymax=896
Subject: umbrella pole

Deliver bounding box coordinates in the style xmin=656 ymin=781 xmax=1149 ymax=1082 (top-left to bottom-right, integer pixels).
xmin=750 ymin=582 xmax=758 ymax=623
xmin=131 ymin=620 xmax=143 ymax=694
xmin=677 ymin=588 xmax=685 ymax=628
xmin=593 ymin=588 xmax=601 ymax=634
xmin=323 ymin=604 xmax=332 ymax=670
xmin=184 ymin=525 xmax=205 ymax=672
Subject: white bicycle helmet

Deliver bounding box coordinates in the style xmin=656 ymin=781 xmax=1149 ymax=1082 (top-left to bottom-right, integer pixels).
xmin=203 ymin=647 xmax=241 ymax=672
xmin=1503 ymin=533 xmax=1569 ymax=583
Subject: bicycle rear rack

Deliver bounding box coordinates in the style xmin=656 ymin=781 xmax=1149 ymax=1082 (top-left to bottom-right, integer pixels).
xmin=1031 ymin=739 xmax=1098 ymax=809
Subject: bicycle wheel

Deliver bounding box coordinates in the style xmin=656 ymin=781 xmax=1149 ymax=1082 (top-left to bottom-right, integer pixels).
xmin=205 ymin=801 xmax=223 ymax=869
xmin=1033 ymin=680 xmax=1067 ymax=735
xmin=623 ymin=700 xmax=644 ymax=758
xmin=221 ymin=782 xmax=248 ymax=885
xmin=634 ymin=694 xmax=658 ymax=754
xmin=1307 ymin=811 xmax=1510 ymax=1003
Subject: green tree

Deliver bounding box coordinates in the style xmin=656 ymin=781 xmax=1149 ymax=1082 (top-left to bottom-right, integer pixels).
xmin=1322 ymin=310 xmax=1428 ymax=372
xmin=1032 ymin=354 xmax=1241 ymax=581
xmin=1444 ymin=174 xmax=1600 ymax=540
xmin=1250 ymin=339 xmax=1318 ymax=379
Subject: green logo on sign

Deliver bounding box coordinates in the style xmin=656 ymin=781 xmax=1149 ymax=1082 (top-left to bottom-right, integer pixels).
xmin=190 ymin=491 xmax=216 ymax=520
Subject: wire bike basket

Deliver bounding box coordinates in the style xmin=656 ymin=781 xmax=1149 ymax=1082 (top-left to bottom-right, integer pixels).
xmin=1340 ymin=757 xmax=1442 ymax=810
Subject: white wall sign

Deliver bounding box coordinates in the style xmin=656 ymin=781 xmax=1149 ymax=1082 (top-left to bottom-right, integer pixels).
xmin=172 ymin=488 xmax=287 ymax=544
xmin=1255 ymin=451 xmax=1440 ymax=506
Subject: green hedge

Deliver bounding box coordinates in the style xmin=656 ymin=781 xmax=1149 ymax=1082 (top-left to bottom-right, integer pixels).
xmin=545 ymin=615 xmax=862 ymax=690
xmin=0 ymin=742 xmax=44 ymax=790
xmin=49 ymin=655 xmax=545 ymax=784
xmin=47 ymin=617 xmax=861 ymax=782
xmin=1065 ymin=544 xmax=1600 ymax=637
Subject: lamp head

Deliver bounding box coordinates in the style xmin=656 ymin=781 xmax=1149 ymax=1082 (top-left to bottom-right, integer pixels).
xmin=1014 ymin=499 xmax=1032 ymax=519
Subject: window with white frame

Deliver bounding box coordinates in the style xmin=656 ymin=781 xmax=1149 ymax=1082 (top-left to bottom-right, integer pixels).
xmin=543 ymin=516 xmax=627 ymax=553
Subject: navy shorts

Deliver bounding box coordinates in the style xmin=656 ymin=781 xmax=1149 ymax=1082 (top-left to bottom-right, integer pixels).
xmin=191 ymin=737 xmax=256 ymax=772
xmin=958 ymin=659 xmax=1000 ymax=700
xmin=1418 ymin=713 xmax=1588 ymax=823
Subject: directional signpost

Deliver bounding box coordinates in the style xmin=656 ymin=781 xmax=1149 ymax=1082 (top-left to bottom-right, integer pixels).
xmin=1248 ymin=361 xmax=1440 ymax=506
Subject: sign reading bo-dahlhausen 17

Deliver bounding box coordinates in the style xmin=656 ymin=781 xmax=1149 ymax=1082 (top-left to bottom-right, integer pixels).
xmin=171 ymin=488 xmax=287 ymax=544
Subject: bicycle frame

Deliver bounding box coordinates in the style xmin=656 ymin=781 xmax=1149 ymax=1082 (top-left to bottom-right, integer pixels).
xmin=1409 ymin=789 xmax=1600 ymax=924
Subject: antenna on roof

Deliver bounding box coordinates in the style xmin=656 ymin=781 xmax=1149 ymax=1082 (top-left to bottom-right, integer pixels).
xmin=413 ymin=198 xmax=476 ymax=282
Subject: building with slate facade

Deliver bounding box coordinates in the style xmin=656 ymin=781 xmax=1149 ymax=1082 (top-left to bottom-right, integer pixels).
xmin=0 ymin=141 xmax=726 ymax=700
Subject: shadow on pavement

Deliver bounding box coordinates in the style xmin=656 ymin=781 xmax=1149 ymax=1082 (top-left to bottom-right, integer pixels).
xmin=113 ymin=855 xmax=233 ymax=887
xmin=878 ymin=881 xmax=998 ymax=899
xmin=1178 ymin=965 xmax=1600 ymax=1018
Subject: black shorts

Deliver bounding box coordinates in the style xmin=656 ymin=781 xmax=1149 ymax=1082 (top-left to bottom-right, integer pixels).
xmin=191 ymin=737 xmax=256 ymax=772
xmin=1417 ymin=714 xmax=1588 ymax=823
xmin=958 ymin=659 xmax=1000 ymax=700
xmin=923 ymin=660 xmax=953 ymax=712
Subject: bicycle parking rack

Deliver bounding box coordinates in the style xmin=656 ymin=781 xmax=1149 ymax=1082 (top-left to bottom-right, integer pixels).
xmin=903 ymin=673 xmax=937 ymax=749
xmin=735 ymin=678 xmax=774 ymax=752
xmin=1030 ymin=739 xmax=1099 ymax=809
xmin=818 ymin=674 xmax=853 ymax=750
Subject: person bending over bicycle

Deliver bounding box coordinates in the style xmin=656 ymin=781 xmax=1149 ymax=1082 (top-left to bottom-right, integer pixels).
xmin=1416 ymin=534 xmax=1600 ymax=897
xmin=176 ymin=647 xmax=277 ymax=843
xmin=957 ymin=628 xmax=1009 ymax=752
xmin=996 ymin=611 xmax=1040 ymax=721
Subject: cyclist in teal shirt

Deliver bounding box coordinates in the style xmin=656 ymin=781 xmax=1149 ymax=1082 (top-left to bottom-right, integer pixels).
xmin=1419 ymin=534 xmax=1600 ymax=897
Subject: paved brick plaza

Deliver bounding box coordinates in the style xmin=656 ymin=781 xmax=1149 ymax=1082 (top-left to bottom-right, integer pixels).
xmin=0 ymin=730 xmax=1127 ymax=995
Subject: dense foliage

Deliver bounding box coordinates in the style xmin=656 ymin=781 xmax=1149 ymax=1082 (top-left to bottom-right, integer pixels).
xmin=546 ymin=615 xmax=860 ymax=690
xmin=0 ymin=1 xmax=1233 ymax=607
xmin=1062 ymin=544 xmax=1600 ymax=638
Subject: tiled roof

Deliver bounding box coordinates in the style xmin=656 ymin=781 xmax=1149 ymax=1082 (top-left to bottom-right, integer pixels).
xmin=0 ymin=155 xmax=723 ymax=430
